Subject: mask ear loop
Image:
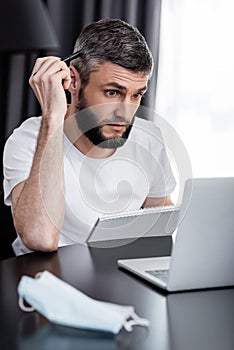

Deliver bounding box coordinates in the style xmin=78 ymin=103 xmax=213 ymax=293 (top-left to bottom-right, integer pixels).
xmin=18 ymin=295 xmax=35 ymax=312
xmin=18 ymin=272 xmax=42 ymax=312
xmin=35 ymin=271 xmax=43 ymax=279
xmin=123 ymin=311 xmax=150 ymax=332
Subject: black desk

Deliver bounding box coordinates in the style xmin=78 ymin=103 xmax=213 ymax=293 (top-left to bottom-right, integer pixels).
xmin=0 ymin=236 xmax=234 ymax=350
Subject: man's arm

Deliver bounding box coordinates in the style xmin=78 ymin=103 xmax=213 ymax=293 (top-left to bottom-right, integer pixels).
xmin=12 ymin=57 xmax=71 ymax=252
xmin=142 ymin=196 xmax=174 ymax=208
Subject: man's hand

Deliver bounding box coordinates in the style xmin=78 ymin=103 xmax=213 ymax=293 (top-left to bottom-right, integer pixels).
xmin=143 ymin=196 xmax=174 ymax=208
xmin=29 ymin=56 xmax=71 ymax=122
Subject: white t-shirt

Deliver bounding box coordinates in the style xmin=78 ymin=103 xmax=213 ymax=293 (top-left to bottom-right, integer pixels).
xmin=3 ymin=116 xmax=176 ymax=255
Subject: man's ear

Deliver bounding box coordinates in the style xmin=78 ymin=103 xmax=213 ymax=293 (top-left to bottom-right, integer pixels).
xmin=68 ymin=66 xmax=81 ymax=95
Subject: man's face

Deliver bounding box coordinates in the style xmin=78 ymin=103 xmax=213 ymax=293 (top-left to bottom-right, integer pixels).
xmin=75 ymin=61 xmax=148 ymax=148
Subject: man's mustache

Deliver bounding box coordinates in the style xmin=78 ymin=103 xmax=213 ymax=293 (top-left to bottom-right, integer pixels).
xmin=75 ymin=109 xmax=133 ymax=133
xmin=99 ymin=116 xmax=131 ymax=126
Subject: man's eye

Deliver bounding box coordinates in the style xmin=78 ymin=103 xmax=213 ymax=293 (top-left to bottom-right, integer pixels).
xmin=105 ymin=90 xmax=118 ymax=97
xmin=132 ymin=93 xmax=143 ymax=100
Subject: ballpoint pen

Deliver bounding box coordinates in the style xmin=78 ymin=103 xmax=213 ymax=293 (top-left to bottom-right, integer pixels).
xmin=62 ymin=49 xmax=82 ymax=63
xmin=32 ymin=50 xmax=82 ymax=76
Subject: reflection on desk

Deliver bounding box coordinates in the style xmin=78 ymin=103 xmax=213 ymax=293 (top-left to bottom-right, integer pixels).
xmin=17 ymin=288 xmax=234 ymax=350
xmin=18 ymin=316 xmax=129 ymax=350
xmin=166 ymin=289 xmax=234 ymax=350
xmin=0 ymin=237 xmax=234 ymax=350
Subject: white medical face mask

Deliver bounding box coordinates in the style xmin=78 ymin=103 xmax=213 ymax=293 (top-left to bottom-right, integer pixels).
xmin=17 ymin=271 xmax=149 ymax=334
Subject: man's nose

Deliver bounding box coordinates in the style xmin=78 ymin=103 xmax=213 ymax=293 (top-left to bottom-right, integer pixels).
xmin=113 ymin=101 xmax=137 ymax=120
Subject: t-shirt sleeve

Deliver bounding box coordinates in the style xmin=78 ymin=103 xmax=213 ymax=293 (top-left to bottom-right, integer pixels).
xmin=3 ymin=117 xmax=41 ymax=205
xmin=147 ymin=125 xmax=176 ymax=198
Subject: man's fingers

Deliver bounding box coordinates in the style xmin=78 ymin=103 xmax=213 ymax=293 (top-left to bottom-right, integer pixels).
xmin=30 ymin=57 xmax=71 ymax=87
xmin=56 ymin=69 xmax=72 ymax=90
xmin=31 ymin=56 xmax=69 ymax=79
xmin=31 ymin=56 xmax=60 ymax=76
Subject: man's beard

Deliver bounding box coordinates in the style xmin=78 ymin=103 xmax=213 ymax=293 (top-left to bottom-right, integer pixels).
xmin=75 ymin=90 xmax=134 ymax=149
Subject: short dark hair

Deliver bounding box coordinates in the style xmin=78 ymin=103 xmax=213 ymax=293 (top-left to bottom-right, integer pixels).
xmin=71 ymin=18 xmax=153 ymax=87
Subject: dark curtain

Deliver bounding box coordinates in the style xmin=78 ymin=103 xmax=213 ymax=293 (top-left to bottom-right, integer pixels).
xmin=0 ymin=2 xmax=161 ymax=191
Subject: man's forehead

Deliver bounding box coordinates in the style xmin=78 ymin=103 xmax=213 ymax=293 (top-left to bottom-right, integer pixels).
xmin=90 ymin=61 xmax=149 ymax=87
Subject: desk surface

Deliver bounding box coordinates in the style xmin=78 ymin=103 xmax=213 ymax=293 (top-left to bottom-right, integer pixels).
xmin=0 ymin=236 xmax=234 ymax=350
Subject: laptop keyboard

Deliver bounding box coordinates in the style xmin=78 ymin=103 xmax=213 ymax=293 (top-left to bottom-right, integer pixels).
xmin=145 ymin=269 xmax=169 ymax=283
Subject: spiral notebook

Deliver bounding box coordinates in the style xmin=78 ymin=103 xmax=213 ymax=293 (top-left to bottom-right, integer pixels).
xmin=87 ymin=205 xmax=180 ymax=246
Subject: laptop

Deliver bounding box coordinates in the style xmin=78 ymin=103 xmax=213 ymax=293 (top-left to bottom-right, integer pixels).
xmin=87 ymin=205 xmax=180 ymax=248
xmin=118 ymin=177 xmax=234 ymax=292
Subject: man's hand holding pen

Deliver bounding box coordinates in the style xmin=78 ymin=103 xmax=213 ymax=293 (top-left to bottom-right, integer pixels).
xmin=29 ymin=57 xmax=71 ymax=121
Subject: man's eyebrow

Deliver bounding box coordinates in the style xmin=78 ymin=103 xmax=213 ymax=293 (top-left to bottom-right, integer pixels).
xmin=102 ymin=82 xmax=148 ymax=92
xmin=102 ymin=82 xmax=126 ymax=90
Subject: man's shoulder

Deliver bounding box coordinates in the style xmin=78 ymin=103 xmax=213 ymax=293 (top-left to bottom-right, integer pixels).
xmin=8 ymin=116 xmax=42 ymax=141
xmin=132 ymin=117 xmax=162 ymax=140
xmin=15 ymin=116 xmax=42 ymax=132
xmin=4 ymin=116 xmax=42 ymax=153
